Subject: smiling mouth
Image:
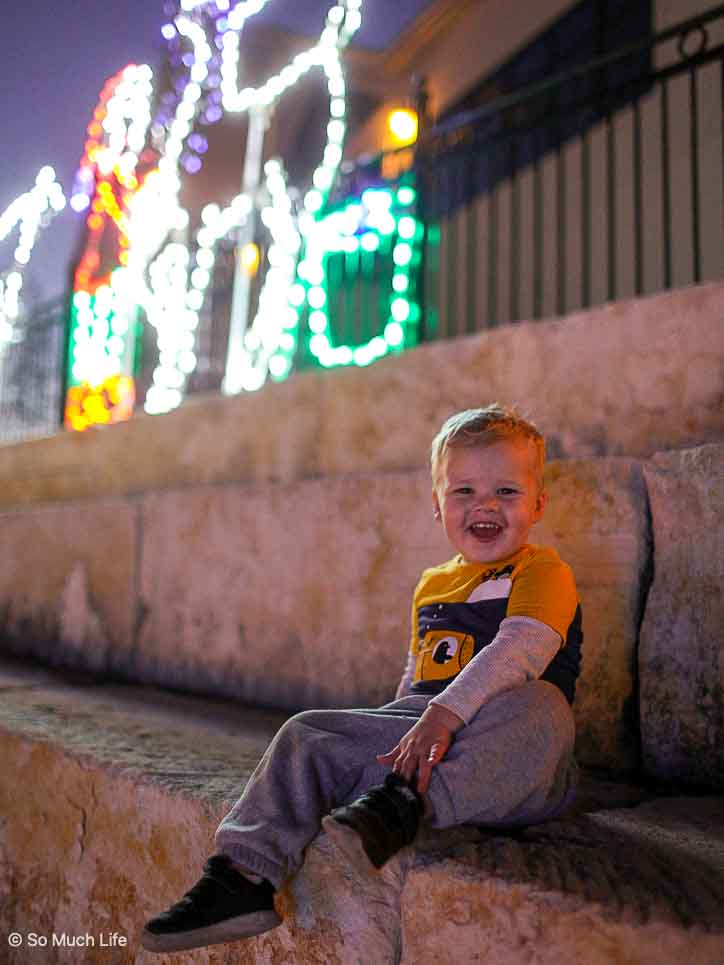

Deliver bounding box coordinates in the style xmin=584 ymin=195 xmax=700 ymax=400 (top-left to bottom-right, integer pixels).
xmin=468 ymin=521 xmax=502 ymax=541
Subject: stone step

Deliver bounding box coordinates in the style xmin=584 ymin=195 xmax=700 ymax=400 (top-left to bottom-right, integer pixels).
xmin=0 ymin=456 xmax=650 ymax=774
xmin=0 ymin=284 xmax=721 ymax=511
xmin=2 ymin=658 xmax=723 ymax=965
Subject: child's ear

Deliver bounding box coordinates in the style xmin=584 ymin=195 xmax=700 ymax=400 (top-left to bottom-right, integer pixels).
xmin=432 ymin=490 xmax=441 ymax=521
xmin=533 ymin=488 xmax=547 ymax=521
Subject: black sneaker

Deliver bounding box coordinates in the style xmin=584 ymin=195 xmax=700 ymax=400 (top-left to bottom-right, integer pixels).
xmin=322 ymin=773 xmax=424 ymax=871
xmin=140 ymin=855 xmax=281 ymax=953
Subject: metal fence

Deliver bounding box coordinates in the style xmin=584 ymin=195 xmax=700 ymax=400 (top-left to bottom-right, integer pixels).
xmin=417 ymin=3 xmax=724 ymax=338
xmin=0 ymin=295 xmax=67 ymax=445
xmin=1 ymin=5 xmax=722 ymax=445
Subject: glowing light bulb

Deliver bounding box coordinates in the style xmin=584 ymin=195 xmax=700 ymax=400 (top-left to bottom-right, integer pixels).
xmin=239 ymin=242 xmax=260 ymax=275
xmin=387 ymin=109 xmax=418 ymax=146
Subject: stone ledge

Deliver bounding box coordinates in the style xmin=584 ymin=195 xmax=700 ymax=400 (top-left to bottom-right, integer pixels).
xmin=2 ymin=659 xmax=723 ymax=965
xmin=639 ymin=444 xmax=724 ymax=788
xmin=0 ymin=456 xmax=649 ymax=772
xmin=0 ymin=284 xmax=721 ymax=510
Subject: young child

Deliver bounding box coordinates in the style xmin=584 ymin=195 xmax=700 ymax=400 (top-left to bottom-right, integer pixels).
xmin=141 ymin=404 xmax=583 ymax=954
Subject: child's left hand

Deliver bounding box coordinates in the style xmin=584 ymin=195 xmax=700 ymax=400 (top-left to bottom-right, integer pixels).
xmin=377 ymin=704 xmax=464 ymax=795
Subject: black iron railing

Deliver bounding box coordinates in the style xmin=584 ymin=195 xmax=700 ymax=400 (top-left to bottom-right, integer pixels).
xmin=416 ymin=3 xmax=724 ymax=337
xmin=0 ymin=295 xmax=67 ymax=445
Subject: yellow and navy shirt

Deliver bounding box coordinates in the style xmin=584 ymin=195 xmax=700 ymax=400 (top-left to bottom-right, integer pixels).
xmin=409 ymin=544 xmax=582 ymax=704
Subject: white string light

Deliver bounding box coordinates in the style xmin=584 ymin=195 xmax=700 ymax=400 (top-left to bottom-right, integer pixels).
xmin=15 ymin=2 xmax=366 ymax=424
xmin=134 ymin=0 xmax=362 ymax=412
xmin=0 ymin=167 xmax=66 ymax=350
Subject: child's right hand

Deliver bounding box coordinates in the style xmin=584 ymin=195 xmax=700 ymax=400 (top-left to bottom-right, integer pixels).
xmin=376 ymin=704 xmax=463 ymax=795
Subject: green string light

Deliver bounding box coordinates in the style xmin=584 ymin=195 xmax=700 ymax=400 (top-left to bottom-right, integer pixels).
xmin=265 ymin=176 xmax=422 ymax=379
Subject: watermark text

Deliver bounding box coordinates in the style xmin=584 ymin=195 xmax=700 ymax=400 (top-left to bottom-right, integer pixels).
xmin=8 ymin=931 xmax=127 ymax=949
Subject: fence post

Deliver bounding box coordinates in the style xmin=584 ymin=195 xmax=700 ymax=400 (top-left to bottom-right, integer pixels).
xmin=411 ymin=74 xmax=430 ymax=342
xmin=58 ymin=291 xmax=72 ymax=431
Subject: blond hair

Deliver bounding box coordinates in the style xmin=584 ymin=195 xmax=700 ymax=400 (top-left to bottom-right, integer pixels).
xmin=430 ymin=404 xmax=545 ymax=490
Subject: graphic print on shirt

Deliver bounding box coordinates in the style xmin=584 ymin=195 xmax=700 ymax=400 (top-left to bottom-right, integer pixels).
xmin=465 ymin=576 xmax=512 ymax=604
xmin=417 ymin=630 xmax=476 ymax=681
xmin=413 ymin=566 xmax=514 ymax=692
xmin=411 ymin=548 xmax=584 ymax=703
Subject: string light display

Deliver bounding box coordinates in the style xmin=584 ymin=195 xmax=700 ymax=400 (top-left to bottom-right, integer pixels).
xmin=142 ymin=190 xmax=253 ymax=413
xmin=224 ymin=158 xmax=301 ymax=392
xmin=19 ymin=0 xmax=421 ymax=431
xmin=64 ymin=64 xmax=156 ymax=429
xmin=0 ymin=167 xmax=66 ymax=352
xmin=63 ymin=0 xmax=368 ymax=423
xmin=218 ymin=0 xmax=364 ymax=394
xmin=295 ymin=184 xmax=423 ymax=367
xmin=145 ymin=0 xmax=364 ymax=402
xmin=270 ymin=178 xmax=422 ymax=374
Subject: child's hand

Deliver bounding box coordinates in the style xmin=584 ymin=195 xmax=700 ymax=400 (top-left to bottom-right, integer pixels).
xmin=377 ymin=704 xmax=464 ymax=795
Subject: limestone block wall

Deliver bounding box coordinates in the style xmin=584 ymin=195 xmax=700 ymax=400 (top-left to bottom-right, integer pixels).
xmin=0 ymin=500 xmax=138 ymax=673
xmin=536 ymin=460 xmax=649 ymax=771
xmin=639 ymin=444 xmax=724 ymax=788
xmin=0 ymin=284 xmax=721 ymax=510
xmin=0 ymin=457 xmax=648 ymax=772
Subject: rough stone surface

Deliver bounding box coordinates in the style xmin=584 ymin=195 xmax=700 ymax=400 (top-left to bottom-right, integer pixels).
xmin=317 ymin=285 xmax=724 ymax=480
xmin=400 ymin=799 xmax=724 ymax=965
xmin=0 ymin=500 xmax=138 ymax=672
xmin=0 ymin=374 xmax=324 ymax=510
xmin=0 ymin=284 xmax=721 ymax=510
xmin=639 ymin=444 xmax=724 ymax=787
xmin=135 ymin=471 xmax=449 ymax=713
xmin=0 ymin=458 xmax=648 ymax=771
xmin=1 ymin=660 xmax=722 ymax=965
xmin=0 ymin=661 xmax=432 ymax=965
xmin=535 ymin=459 xmax=650 ymax=770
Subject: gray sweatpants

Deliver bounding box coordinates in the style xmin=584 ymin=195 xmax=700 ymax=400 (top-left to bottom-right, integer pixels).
xmin=215 ymin=680 xmax=576 ymax=889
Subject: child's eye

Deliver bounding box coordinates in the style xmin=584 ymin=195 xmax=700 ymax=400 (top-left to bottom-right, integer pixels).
xmin=454 ymin=487 xmax=473 ymax=495
xmin=497 ymin=487 xmax=519 ymax=496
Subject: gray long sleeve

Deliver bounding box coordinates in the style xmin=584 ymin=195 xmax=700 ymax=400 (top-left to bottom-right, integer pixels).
xmin=429 ymin=616 xmax=561 ymax=724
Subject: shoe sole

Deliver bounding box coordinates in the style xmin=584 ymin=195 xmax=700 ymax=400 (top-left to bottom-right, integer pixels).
xmin=139 ymin=908 xmax=282 ymax=953
xmin=322 ymin=814 xmax=379 ymax=873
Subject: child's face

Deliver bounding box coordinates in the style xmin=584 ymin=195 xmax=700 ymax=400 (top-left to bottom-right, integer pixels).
xmin=433 ymin=438 xmax=546 ymax=564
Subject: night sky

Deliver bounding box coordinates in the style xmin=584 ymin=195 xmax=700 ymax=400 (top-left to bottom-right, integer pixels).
xmin=1 ymin=0 xmax=433 ymax=304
